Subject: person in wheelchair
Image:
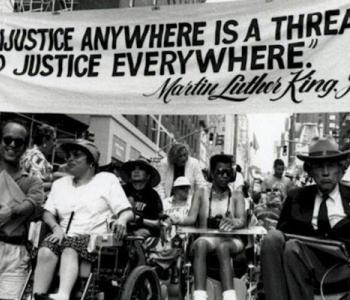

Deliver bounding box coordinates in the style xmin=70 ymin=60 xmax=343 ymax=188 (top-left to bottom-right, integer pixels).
xmin=254 ymin=182 xmax=284 ymax=230
xmin=162 ymin=176 xmax=201 ymax=227
xmin=150 ymin=176 xmax=201 ymax=298
xmin=32 ymin=139 xmax=133 ymax=300
xmin=192 ymin=154 xmax=246 ymax=300
xmin=120 ymin=157 xmax=163 ymax=244
xmin=154 ymin=176 xmax=201 ymax=255
xmin=261 ymin=137 xmax=350 ymax=300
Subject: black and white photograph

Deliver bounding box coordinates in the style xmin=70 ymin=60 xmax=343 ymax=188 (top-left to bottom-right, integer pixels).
xmin=0 ymin=0 xmax=350 ymax=300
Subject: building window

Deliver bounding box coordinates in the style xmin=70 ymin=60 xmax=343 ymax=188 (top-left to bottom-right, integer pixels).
xmin=145 ymin=115 xmax=150 ymax=138
xmin=151 ymin=120 xmax=156 ymax=142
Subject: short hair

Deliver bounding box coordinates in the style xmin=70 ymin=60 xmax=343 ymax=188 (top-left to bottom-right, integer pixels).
xmin=33 ymin=124 xmax=56 ymax=146
xmin=208 ymin=154 xmax=235 ymax=183
xmin=64 ymin=145 xmax=99 ymax=174
xmin=210 ymin=155 xmax=233 ymax=172
xmin=273 ymin=159 xmax=285 ymax=168
xmin=0 ymin=119 xmax=29 ymax=148
xmin=167 ymin=143 xmax=189 ymax=165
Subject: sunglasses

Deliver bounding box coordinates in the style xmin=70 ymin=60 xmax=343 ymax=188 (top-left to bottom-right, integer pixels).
xmin=266 ymin=188 xmax=280 ymax=192
xmin=2 ymin=136 xmax=26 ymax=148
xmin=215 ymin=168 xmax=233 ymax=177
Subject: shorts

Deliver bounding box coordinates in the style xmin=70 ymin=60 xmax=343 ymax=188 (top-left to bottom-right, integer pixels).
xmin=40 ymin=235 xmax=97 ymax=262
xmin=0 ymin=241 xmax=30 ymax=299
xmin=192 ymin=236 xmax=245 ymax=253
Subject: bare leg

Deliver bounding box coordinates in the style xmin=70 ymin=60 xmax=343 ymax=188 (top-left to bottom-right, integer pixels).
xmin=33 ymin=247 xmax=59 ymax=294
xmin=54 ymin=248 xmax=79 ymax=299
xmin=216 ymin=240 xmax=237 ymax=291
xmin=193 ymin=239 xmax=211 ymax=290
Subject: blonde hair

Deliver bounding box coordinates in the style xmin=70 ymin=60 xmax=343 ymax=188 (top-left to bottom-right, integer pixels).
xmin=167 ymin=143 xmax=190 ymax=165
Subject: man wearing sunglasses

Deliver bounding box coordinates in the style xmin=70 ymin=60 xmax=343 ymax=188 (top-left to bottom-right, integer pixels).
xmin=192 ymin=154 xmax=245 ymax=300
xmin=0 ymin=120 xmax=44 ymax=300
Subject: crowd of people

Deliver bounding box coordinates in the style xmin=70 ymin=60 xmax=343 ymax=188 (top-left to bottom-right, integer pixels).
xmin=1 ymin=119 xmax=350 ymax=300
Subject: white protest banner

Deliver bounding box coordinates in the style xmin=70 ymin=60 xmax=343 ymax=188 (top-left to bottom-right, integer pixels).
xmin=0 ymin=0 xmax=349 ymax=114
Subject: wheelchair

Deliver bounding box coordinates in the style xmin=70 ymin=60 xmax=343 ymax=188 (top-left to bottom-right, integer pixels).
xmin=23 ymin=222 xmax=162 ymax=300
xmin=165 ymin=225 xmax=266 ymax=300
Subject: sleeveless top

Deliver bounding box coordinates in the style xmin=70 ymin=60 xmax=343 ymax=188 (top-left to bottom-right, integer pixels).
xmin=208 ymin=187 xmax=232 ymax=218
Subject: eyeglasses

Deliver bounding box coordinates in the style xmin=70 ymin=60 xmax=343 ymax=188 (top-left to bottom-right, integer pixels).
xmin=2 ymin=136 xmax=25 ymax=148
xmin=215 ymin=168 xmax=233 ymax=177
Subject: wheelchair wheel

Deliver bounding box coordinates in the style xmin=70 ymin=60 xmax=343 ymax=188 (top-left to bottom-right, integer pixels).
xmin=120 ymin=265 xmax=161 ymax=300
xmin=129 ymin=240 xmax=146 ymax=267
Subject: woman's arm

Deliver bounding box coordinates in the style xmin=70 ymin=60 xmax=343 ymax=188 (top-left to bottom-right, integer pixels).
xmin=232 ymin=190 xmax=246 ymax=229
xmin=198 ymin=188 xmax=209 ymax=228
xmin=143 ymin=219 xmax=161 ymax=228
xmin=43 ymin=209 xmax=65 ymax=244
xmin=180 ymin=187 xmax=203 ymax=226
xmin=111 ymin=209 xmax=134 ymax=239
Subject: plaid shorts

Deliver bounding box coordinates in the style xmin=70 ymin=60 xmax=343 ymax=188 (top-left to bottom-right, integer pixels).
xmin=40 ymin=235 xmax=97 ymax=262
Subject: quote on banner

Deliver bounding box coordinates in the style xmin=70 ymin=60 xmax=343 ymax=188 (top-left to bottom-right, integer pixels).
xmin=0 ymin=0 xmax=350 ymax=113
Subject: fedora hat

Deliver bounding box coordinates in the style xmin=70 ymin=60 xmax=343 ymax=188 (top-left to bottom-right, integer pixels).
xmin=297 ymin=137 xmax=350 ymax=162
xmin=120 ymin=158 xmax=160 ymax=187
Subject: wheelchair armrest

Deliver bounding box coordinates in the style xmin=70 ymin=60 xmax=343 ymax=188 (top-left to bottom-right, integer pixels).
xmin=125 ymin=235 xmax=145 ymax=242
xmin=28 ymin=221 xmax=43 ymax=248
xmin=90 ymin=233 xmax=123 ymax=250
xmin=89 ymin=234 xmax=145 ymax=251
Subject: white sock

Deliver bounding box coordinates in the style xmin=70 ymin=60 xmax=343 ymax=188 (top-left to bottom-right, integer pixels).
xmin=193 ymin=290 xmax=208 ymax=300
xmin=223 ymin=289 xmax=237 ymax=300
xmin=48 ymin=293 xmax=69 ymax=300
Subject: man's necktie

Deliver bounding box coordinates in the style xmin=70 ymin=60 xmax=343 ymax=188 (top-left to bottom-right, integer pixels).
xmin=317 ymin=193 xmax=331 ymax=235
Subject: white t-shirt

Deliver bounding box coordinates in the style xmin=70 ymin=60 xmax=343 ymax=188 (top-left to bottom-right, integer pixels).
xmin=163 ymin=196 xmax=191 ymax=221
xmin=44 ymin=172 xmax=131 ymax=236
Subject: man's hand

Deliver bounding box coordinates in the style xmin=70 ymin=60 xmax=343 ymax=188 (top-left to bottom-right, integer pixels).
xmin=110 ymin=219 xmax=127 ymax=240
xmin=45 ymin=225 xmax=65 ymax=244
xmin=0 ymin=205 xmax=13 ymax=227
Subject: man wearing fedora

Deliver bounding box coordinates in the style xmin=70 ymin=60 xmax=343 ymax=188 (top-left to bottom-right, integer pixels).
xmin=261 ymin=137 xmax=350 ymax=300
xmin=120 ymin=158 xmax=163 ymax=239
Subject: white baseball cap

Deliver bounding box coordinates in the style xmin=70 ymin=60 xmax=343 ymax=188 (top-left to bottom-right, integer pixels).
xmin=173 ymin=176 xmax=191 ymax=188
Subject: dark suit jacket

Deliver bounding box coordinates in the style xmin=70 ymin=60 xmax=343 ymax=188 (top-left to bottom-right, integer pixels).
xmin=277 ymin=184 xmax=350 ymax=249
